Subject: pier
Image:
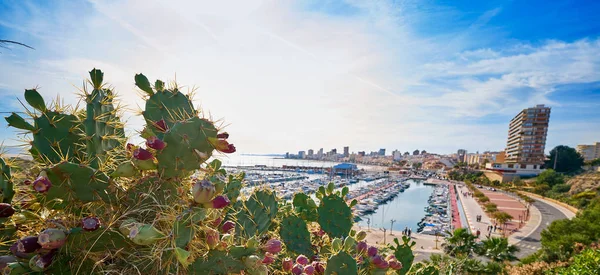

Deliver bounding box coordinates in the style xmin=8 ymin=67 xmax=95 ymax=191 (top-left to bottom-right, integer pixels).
xmin=347 ymin=181 xmax=398 ymax=203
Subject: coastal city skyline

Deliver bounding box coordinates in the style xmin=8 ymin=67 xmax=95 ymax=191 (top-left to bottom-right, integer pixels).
xmin=1 ymin=1 xmax=599 ymax=155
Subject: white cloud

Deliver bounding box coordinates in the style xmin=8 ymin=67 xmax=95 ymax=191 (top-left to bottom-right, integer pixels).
xmin=0 ymin=0 xmax=599 ymax=155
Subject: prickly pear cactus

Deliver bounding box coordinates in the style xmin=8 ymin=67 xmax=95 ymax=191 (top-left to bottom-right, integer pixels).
xmin=135 ymin=73 xmax=197 ymax=135
xmin=0 ymin=69 xmax=415 ymax=275
xmin=40 ymin=162 xmax=117 ymax=209
xmin=325 ymin=251 xmax=357 ymax=275
xmin=84 ymin=68 xmax=125 ymax=169
xmin=0 ymin=158 xmax=13 ymax=203
xmin=156 ymin=117 xmax=218 ymax=178
xmin=317 ymin=185 xmax=354 ymax=238
xmin=293 ymin=192 xmax=318 ymax=222
xmin=392 ymin=235 xmax=417 ymax=275
xmin=280 ymin=215 xmax=313 ymax=256
xmin=236 ymin=189 xmax=278 ymax=238
xmin=5 ymin=89 xmax=82 ymax=164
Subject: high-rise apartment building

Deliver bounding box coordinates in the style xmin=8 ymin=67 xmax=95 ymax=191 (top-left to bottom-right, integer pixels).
xmin=457 ymin=149 xmax=467 ymax=162
xmin=378 ymin=149 xmax=386 ymax=156
xmin=317 ymin=148 xmax=324 ymax=158
xmin=308 ymin=149 xmax=314 ymax=158
xmin=576 ymin=142 xmax=600 ymax=161
xmin=505 ymin=105 xmax=551 ymax=165
xmin=298 ymin=151 xmax=306 ymax=159
xmin=343 ymin=146 xmax=349 ymax=157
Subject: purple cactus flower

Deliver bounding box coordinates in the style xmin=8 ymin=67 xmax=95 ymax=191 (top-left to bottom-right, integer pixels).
xmin=0 ymin=203 xmax=15 ymax=218
xmin=262 ymin=239 xmax=282 ymax=254
xmin=17 ymin=236 xmax=41 ymax=253
xmin=37 ymin=228 xmax=66 ymax=250
xmin=192 ymin=179 xmax=216 ymax=204
xmin=31 ymin=249 xmax=57 ymax=271
xmin=133 ymin=148 xmax=154 ymax=160
xmin=205 ymin=228 xmax=219 ymax=249
xmin=291 ymin=264 xmax=304 ymax=275
xmin=296 ymin=254 xmax=309 ymax=265
xmin=367 ymin=246 xmax=378 ymax=257
xmin=32 ymin=176 xmax=52 ymax=193
xmin=282 ymin=257 xmax=293 ymax=271
xmin=207 ymin=195 xmax=230 ymax=209
xmin=262 ymin=252 xmax=275 ymax=265
xmin=356 ymin=241 xmax=368 ymax=255
xmin=389 ymin=259 xmax=403 ymax=270
xmin=207 ymin=137 xmax=236 ymax=154
xmin=371 ymin=255 xmax=389 ymax=269
xmin=216 ymin=132 xmax=229 ymax=139
xmin=220 ymin=220 xmax=236 ymax=233
xmin=82 ymin=216 xmax=101 ymax=231
xmin=146 ymin=136 xmax=166 ymax=150
xmin=154 ymin=119 xmax=168 ymax=132
xmin=312 ymin=261 xmax=325 ymax=274
xmin=10 ymin=242 xmax=30 ymax=258
xmin=304 ymin=264 xmax=315 ymax=275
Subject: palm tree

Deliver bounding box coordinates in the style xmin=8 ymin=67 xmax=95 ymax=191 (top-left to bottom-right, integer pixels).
xmin=0 ymin=40 xmax=34 ymax=51
xmin=442 ymin=228 xmax=478 ymax=257
xmin=492 ymin=211 xmax=513 ymax=236
xmin=476 ymin=237 xmax=519 ymax=262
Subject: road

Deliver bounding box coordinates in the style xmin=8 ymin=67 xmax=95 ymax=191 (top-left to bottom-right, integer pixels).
xmin=512 ymin=198 xmax=568 ymax=258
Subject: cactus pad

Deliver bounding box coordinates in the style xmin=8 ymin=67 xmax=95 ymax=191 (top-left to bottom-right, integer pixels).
xmin=84 ymin=69 xmax=125 ymax=169
xmin=236 ymin=190 xmax=278 ymax=238
xmin=325 ymin=251 xmax=357 ymax=275
xmin=293 ymin=193 xmax=318 ymax=222
xmin=391 ymin=235 xmax=416 ymax=275
xmin=155 ymin=117 xmax=218 ymax=178
xmin=135 ymin=73 xmax=197 ymax=136
xmin=280 ymin=215 xmax=313 ymax=256
xmin=191 ymin=250 xmax=245 ymax=275
xmin=318 ymin=194 xmax=353 ymax=238
xmin=0 ymin=158 xmax=13 ymax=203
xmin=224 ymin=173 xmax=244 ymax=202
xmin=67 ymin=227 xmax=130 ymax=252
xmin=42 ymin=162 xmax=115 ymax=207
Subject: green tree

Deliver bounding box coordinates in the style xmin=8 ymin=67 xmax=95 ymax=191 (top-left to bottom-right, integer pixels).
xmin=493 ymin=211 xmax=513 ymax=236
xmin=476 ymin=237 xmax=519 ymax=262
xmin=536 ymin=169 xmax=564 ymax=187
xmin=587 ymin=158 xmax=600 ymax=166
xmin=442 ymin=228 xmax=477 ymax=257
xmin=552 ymin=248 xmax=600 ymax=275
xmin=545 ymin=145 xmax=584 ymax=173
xmin=540 ymin=200 xmax=600 ymax=262
xmin=552 ymin=183 xmax=571 ymax=193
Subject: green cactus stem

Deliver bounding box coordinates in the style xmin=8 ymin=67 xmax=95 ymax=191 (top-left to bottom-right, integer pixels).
xmin=0 ymin=158 xmax=14 ymax=203
xmin=155 ymin=117 xmax=218 ymax=178
xmin=318 ymin=193 xmax=353 ymax=238
xmin=325 ymin=251 xmax=357 ymax=275
xmin=84 ymin=68 xmax=125 ymax=169
xmin=391 ymin=235 xmax=416 ymax=275
xmin=135 ymin=73 xmax=197 ymax=137
xmin=280 ymin=215 xmax=313 ymax=256
xmin=236 ymin=190 xmax=278 ymax=238
xmin=5 ymin=89 xmax=82 ymax=164
xmin=293 ymin=193 xmax=318 ymax=222
xmin=40 ymin=162 xmax=116 ymax=208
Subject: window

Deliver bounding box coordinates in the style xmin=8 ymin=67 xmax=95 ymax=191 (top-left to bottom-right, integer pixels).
xmin=521 ymin=164 xmax=526 ymax=169
xmin=508 ymin=164 xmax=514 ymax=168
xmin=533 ymin=165 xmax=537 ymax=169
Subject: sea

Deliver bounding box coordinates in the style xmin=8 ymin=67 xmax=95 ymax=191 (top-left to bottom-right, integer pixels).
xmin=220 ymin=154 xmax=433 ymax=232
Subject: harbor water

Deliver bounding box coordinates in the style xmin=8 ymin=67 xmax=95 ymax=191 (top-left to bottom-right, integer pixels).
xmin=357 ymin=180 xmax=433 ymax=232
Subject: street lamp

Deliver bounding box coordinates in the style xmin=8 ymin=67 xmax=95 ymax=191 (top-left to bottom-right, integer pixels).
xmin=390 ymin=219 xmax=396 ymax=235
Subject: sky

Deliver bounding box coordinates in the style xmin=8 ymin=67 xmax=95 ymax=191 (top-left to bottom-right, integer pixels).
xmin=0 ymin=0 xmax=599 ymax=156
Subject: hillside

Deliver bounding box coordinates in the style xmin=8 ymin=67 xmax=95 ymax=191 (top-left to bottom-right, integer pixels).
xmin=568 ymin=171 xmax=600 ymax=194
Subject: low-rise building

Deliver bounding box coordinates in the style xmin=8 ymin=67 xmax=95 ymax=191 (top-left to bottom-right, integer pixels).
xmin=576 ymin=142 xmax=600 ymax=161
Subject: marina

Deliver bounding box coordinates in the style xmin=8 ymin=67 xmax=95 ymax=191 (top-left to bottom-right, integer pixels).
xmin=416 ymin=184 xmax=453 ymax=236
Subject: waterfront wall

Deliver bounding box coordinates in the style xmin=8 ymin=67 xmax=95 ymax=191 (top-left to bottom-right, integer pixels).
xmin=519 ymin=191 xmax=579 ymax=214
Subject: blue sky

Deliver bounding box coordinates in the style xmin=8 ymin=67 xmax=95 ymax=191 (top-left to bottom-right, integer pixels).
xmin=1 ymin=0 xmax=599 ymax=155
